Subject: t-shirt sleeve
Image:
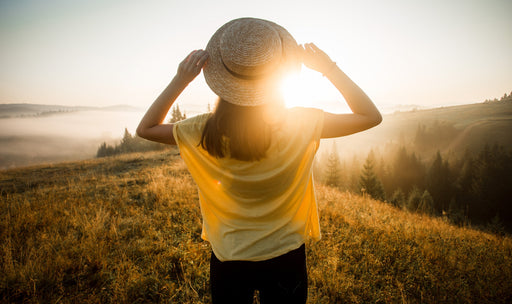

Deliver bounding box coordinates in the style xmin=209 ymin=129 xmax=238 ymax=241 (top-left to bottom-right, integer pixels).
xmin=173 ymin=113 xmax=211 ymax=149
xmin=290 ymin=107 xmax=325 ymax=151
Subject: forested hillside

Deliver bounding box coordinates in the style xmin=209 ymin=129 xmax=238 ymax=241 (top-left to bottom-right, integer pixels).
xmin=316 ymin=98 xmax=512 ymax=232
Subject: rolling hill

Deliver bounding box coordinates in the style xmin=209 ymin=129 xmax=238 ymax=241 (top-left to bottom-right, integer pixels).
xmin=1 ymin=150 xmax=511 ymax=303
xmin=324 ymin=100 xmax=512 ymax=158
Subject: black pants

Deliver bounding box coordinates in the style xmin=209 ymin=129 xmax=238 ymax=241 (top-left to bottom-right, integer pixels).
xmin=210 ymin=244 xmax=308 ymax=304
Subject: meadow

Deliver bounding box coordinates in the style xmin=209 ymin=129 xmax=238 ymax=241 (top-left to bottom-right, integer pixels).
xmin=1 ymin=150 xmax=511 ymax=303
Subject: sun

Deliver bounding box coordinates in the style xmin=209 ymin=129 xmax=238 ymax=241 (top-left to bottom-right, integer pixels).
xmin=280 ymin=69 xmax=345 ymax=111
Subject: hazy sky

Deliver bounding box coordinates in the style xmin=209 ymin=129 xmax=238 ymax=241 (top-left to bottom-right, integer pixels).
xmin=1 ymin=0 xmax=511 ymax=114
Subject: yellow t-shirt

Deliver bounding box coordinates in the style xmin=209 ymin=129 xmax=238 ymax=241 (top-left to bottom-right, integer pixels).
xmin=173 ymin=107 xmax=324 ymax=261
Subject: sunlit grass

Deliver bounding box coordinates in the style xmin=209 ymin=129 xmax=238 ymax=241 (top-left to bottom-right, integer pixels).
xmin=1 ymin=151 xmax=511 ymax=303
xmin=309 ymin=186 xmax=512 ymax=303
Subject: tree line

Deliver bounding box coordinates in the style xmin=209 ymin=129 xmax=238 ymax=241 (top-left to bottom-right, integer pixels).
xmin=318 ymin=139 xmax=512 ymax=234
xmin=96 ymin=104 xmax=187 ymax=157
xmin=96 ymin=128 xmax=170 ymax=157
xmin=484 ymin=91 xmax=512 ymax=103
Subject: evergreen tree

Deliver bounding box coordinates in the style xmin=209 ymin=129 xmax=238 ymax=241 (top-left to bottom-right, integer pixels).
xmin=390 ymin=147 xmax=425 ymax=195
xmin=169 ymin=104 xmax=186 ymax=123
xmin=359 ymin=151 xmax=385 ymax=201
xmin=426 ymin=151 xmax=454 ymax=214
xmin=120 ymin=128 xmax=134 ymax=153
xmin=325 ymin=142 xmax=342 ymax=187
xmin=389 ymin=188 xmax=405 ymax=208
xmin=97 ymin=142 xmax=107 ymax=157
xmin=96 ymin=128 xmax=170 ymax=158
xmin=447 ymin=198 xmax=466 ymax=226
xmin=418 ymin=190 xmax=434 ymax=215
xmin=470 ymin=144 xmax=512 ymax=227
xmin=487 ymin=214 xmax=506 ymax=236
xmin=96 ymin=142 xmax=115 ymax=157
xmin=406 ymin=187 xmax=422 ymax=212
xmin=454 ymin=150 xmax=474 ymax=219
xmin=345 ymin=154 xmax=362 ymax=192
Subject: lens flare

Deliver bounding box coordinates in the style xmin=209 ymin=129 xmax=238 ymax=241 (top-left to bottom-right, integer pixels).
xmin=281 ymin=69 xmax=338 ymax=109
xmin=280 ymin=69 xmax=352 ymax=113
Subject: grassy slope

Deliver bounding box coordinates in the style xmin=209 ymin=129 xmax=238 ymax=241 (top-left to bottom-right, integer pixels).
xmin=1 ymin=151 xmax=511 ymax=303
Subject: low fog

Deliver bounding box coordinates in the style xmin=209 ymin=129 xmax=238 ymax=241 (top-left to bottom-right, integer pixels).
xmin=0 ymin=106 xmax=391 ymax=170
xmin=0 ymin=110 xmax=145 ymax=169
xmin=1 ymin=101 xmax=510 ymax=170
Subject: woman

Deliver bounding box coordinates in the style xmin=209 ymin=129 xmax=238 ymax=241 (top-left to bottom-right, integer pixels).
xmin=137 ymin=18 xmax=381 ymax=304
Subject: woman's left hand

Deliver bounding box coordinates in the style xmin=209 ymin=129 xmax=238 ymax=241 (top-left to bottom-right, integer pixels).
xmin=176 ymin=49 xmax=209 ymax=85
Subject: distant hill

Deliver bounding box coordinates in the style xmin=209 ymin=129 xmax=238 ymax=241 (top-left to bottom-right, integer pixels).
xmin=326 ymin=100 xmax=512 ymax=158
xmin=0 ymin=151 xmax=510 ymax=303
xmin=0 ymin=103 xmax=141 ymax=118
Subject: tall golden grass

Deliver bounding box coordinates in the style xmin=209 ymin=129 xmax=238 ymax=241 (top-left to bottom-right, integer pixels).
xmin=1 ymin=151 xmax=511 ymax=303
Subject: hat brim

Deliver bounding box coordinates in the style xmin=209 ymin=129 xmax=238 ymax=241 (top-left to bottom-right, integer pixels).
xmin=204 ymin=18 xmax=301 ymax=106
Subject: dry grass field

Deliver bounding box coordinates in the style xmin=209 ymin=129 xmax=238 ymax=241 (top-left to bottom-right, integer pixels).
xmin=1 ymin=150 xmax=511 ymax=303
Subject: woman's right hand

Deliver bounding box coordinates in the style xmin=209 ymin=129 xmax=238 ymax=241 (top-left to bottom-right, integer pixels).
xmin=301 ymin=43 xmax=337 ymax=75
xmin=137 ymin=50 xmax=208 ymax=146
xmin=176 ymin=49 xmax=209 ymax=85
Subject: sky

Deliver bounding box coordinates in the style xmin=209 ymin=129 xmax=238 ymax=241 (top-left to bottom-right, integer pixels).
xmin=1 ymin=0 xmax=511 ymax=115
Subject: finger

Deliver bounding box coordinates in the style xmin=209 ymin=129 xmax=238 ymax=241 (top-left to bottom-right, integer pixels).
xmin=190 ymin=51 xmax=209 ymax=68
xmin=305 ymin=43 xmax=317 ymax=55
xmin=187 ymin=50 xmax=203 ymax=64
xmin=185 ymin=50 xmax=199 ymax=62
xmin=193 ymin=50 xmax=207 ymax=61
xmin=197 ymin=51 xmax=209 ymax=67
xmin=306 ymin=43 xmax=322 ymax=55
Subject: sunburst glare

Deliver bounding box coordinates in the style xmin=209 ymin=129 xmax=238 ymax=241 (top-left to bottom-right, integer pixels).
xmin=281 ymin=69 xmax=349 ymax=113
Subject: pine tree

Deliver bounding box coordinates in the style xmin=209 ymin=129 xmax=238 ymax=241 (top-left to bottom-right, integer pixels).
xmin=96 ymin=142 xmax=115 ymax=157
xmin=391 ymin=146 xmax=425 ymax=195
xmin=418 ymin=190 xmax=434 ymax=215
xmin=120 ymin=128 xmax=134 ymax=153
xmin=97 ymin=142 xmax=108 ymax=157
xmin=448 ymin=198 xmax=466 ymax=226
xmin=470 ymin=144 xmax=512 ymax=227
xmin=325 ymin=142 xmax=341 ymax=187
xmin=359 ymin=151 xmax=385 ymax=201
xmin=169 ymin=104 xmax=186 ymax=123
xmin=426 ymin=151 xmax=453 ymax=214
xmin=389 ymin=188 xmax=405 ymax=208
xmin=406 ymin=187 xmax=422 ymax=212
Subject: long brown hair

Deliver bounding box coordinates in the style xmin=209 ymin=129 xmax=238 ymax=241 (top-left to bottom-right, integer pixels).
xmin=199 ymin=98 xmax=276 ymax=161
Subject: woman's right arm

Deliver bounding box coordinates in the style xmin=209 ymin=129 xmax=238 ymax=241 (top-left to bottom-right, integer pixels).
xmin=136 ymin=50 xmax=208 ymax=145
xmin=302 ymin=43 xmax=382 ymax=138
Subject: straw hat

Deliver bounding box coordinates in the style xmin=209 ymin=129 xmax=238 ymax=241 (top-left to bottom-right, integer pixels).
xmin=204 ymin=17 xmax=301 ymax=106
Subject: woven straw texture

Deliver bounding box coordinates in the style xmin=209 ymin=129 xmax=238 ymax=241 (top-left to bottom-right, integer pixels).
xmin=204 ymin=18 xmax=300 ymax=106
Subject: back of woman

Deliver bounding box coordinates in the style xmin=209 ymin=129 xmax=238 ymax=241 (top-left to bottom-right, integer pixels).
xmin=174 ymin=105 xmax=324 ymax=261
xmin=137 ymin=17 xmax=381 ymax=304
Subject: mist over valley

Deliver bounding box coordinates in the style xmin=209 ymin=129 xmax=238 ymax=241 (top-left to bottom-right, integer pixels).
xmin=1 ymin=100 xmax=511 ymax=170
xmin=0 ymin=104 xmax=144 ymax=169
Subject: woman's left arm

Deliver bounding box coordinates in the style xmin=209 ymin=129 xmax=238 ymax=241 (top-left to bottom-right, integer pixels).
xmin=136 ymin=50 xmax=208 ymax=145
